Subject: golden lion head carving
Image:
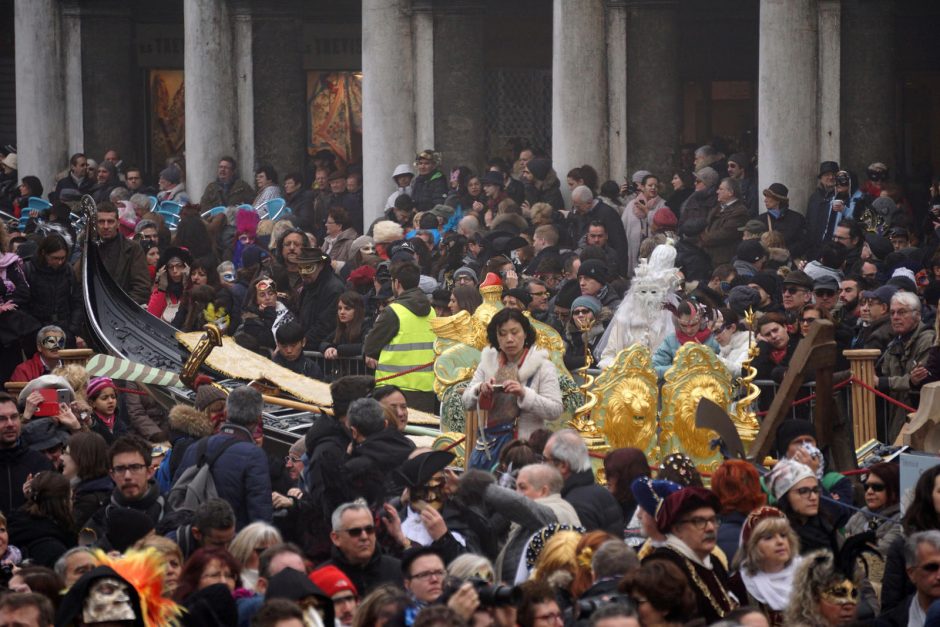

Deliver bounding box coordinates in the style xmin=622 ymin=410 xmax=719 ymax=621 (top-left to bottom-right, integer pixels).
xmin=603 ymin=377 xmax=658 ymax=450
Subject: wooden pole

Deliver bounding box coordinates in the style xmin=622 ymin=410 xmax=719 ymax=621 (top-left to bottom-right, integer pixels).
xmin=844 ymin=349 xmax=881 ymax=446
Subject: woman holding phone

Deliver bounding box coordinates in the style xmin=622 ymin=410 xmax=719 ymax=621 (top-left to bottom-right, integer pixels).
xmin=462 ymin=308 xmax=562 ymax=469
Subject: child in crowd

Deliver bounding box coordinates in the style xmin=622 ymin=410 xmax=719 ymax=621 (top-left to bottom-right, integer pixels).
xmin=86 ymin=376 xmax=128 ymax=444
xmin=273 ymin=322 xmax=323 ymax=380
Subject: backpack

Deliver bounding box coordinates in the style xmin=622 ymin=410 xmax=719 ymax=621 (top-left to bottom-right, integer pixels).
xmin=166 ymin=436 xmax=240 ymax=513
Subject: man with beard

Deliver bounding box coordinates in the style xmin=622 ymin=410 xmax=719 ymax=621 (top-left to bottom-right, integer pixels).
xmin=94 ymin=203 xmax=151 ymax=304
xmin=643 ymin=487 xmax=744 ymax=624
xmin=839 ymin=276 xmax=867 ymax=327
xmin=0 ymin=393 xmax=52 ymax=514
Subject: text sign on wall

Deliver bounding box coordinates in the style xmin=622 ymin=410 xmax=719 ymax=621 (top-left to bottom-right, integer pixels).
xmin=136 ymin=24 xmax=184 ymax=68
xmin=303 ymin=24 xmax=361 ymax=70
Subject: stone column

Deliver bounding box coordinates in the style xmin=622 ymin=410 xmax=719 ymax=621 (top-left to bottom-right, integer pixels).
xmin=758 ymin=0 xmax=818 ymax=214
xmin=61 ymin=1 xmax=84 ymax=156
xmin=80 ymin=1 xmax=137 ymax=167
xmin=363 ymin=0 xmax=416 ymax=226
xmin=184 ymin=0 xmax=238 ymax=202
xmin=14 ymin=0 xmax=67 ymax=191
xmin=434 ymin=1 xmax=485 ymax=172
xmin=607 ymin=0 xmax=628 ymax=182
xmin=841 ymin=0 xmax=895 ymax=177
xmin=251 ymin=4 xmax=305 ymax=179
xmin=413 ymin=0 xmax=434 ymax=152
xmin=817 ymin=0 xmax=841 ymax=165
xmin=233 ymin=1 xmax=255 ymax=184
xmin=552 ymin=0 xmax=608 ymax=200
xmin=626 ymin=1 xmax=679 ymax=180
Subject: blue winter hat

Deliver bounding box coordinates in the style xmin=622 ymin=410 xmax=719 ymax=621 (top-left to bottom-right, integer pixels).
xmin=570 ymin=295 xmax=601 ymax=315
xmin=630 ymin=476 xmax=683 ymax=517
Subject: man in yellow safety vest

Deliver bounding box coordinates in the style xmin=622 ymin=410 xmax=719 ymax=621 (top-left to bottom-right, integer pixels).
xmin=364 ymin=261 xmax=437 ymax=413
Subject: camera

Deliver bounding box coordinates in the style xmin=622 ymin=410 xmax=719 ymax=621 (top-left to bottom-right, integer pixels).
xmin=623 ymin=181 xmax=639 ymax=196
xmin=440 ymin=577 xmax=521 ymax=608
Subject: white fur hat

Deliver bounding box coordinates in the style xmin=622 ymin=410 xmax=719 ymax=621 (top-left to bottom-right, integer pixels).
xmin=373 ymin=220 xmax=404 ymax=244
xmin=767 ymin=458 xmax=816 ymax=502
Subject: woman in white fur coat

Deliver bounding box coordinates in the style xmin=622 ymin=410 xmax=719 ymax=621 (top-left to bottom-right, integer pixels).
xmin=462 ymin=308 xmax=563 ymax=469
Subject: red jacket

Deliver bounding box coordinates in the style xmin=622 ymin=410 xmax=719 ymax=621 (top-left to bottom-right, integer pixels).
xmin=10 ymin=353 xmax=50 ymax=383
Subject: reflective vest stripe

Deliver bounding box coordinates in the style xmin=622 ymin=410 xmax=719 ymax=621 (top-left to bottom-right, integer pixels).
xmin=375 ymin=302 xmax=437 ymax=392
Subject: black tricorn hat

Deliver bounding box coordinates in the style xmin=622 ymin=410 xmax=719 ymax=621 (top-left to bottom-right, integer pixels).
xmin=396 ymin=450 xmax=455 ymax=489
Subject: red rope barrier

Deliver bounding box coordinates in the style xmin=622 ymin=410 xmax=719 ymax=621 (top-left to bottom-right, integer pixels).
xmin=849 ymin=376 xmax=917 ymax=413
xmin=374 ymin=361 xmax=436 ymax=383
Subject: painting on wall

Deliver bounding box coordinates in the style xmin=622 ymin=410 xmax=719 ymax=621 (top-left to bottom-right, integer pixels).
xmin=307 ymin=71 xmax=362 ymax=171
xmin=149 ymin=70 xmax=185 ymax=175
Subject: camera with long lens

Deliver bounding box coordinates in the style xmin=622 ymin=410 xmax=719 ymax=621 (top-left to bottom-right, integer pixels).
xmin=569 ymin=594 xmax=636 ymax=621
xmin=440 ymin=577 xmax=521 ymax=608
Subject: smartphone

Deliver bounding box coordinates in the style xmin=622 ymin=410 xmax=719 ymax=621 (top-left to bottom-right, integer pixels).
xmin=491 ymin=384 xmax=504 ymax=392
xmin=35 ymin=389 xmax=64 ymax=417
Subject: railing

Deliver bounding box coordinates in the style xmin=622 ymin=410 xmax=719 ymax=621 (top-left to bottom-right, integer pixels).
xmin=302 ymin=351 xmax=373 ymax=383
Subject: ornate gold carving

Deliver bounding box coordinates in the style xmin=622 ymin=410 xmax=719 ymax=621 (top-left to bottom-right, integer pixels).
xmin=590 ymin=345 xmax=659 ymax=458
xmin=568 ymin=313 xmax=604 ymax=448
xmin=733 ymin=309 xmax=762 ymax=447
xmin=432 ymin=431 xmax=466 ymax=468
xmin=661 ymin=343 xmax=732 ymax=474
xmin=179 ymin=324 xmax=223 ymax=388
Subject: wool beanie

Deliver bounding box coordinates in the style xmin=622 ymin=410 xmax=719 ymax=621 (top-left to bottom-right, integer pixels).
xmin=527 ymin=158 xmax=551 ymax=181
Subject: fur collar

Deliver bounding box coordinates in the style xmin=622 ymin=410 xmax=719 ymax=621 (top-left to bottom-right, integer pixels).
xmin=479 ymin=345 xmax=549 ymax=383
xmin=169 ymin=404 xmax=213 ymax=438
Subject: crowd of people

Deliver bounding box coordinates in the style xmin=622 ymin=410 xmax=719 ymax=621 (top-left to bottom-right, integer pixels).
xmin=0 ymin=143 xmax=938 ymax=625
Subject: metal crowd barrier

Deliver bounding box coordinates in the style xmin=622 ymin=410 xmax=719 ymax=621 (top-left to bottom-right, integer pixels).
xmin=302 ymin=351 xmax=373 ymax=383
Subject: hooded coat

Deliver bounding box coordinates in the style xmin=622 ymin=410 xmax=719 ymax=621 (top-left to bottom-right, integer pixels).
xmin=8 ymin=509 xmax=76 ymax=567
xmin=23 ymin=256 xmax=85 ymax=338
xmin=343 ymin=428 xmax=416 ymax=506
xmin=411 ymin=169 xmax=449 ymax=212
xmin=524 ymin=169 xmax=565 ymax=212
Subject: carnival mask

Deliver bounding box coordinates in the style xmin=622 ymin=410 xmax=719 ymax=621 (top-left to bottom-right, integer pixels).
xmin=83 ymin=577 xmax=135 ymax=623
xmin=820 ymin=580 xmax=859 ymax=606
xmin=411 ymin=471 xmax=446 ymax=511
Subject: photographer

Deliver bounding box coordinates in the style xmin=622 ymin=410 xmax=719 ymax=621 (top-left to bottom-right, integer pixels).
xmin=570 ymin=540 xmax=639 ymax=626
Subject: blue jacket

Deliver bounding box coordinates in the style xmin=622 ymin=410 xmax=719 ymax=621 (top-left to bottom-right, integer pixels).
xmin=172 ymin=424 xmax=272 ymax=529
xmin=652 ymin=334 xmax=720 ymax=379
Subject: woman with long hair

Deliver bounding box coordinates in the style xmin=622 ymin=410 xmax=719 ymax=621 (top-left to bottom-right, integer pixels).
xmin=147 ymin=246 xmax=193 ymax=326
xmin=172 ymin=209 xmax=217 ymax=263
xmin=603 ymin=448 xmax=651 ymax=536
xmin=320 ymin=291 xmax=368 ymax=360
xmin=233 ymin=276 xmax=295 ymax=355
xmin=7 ymin=472 xmax=75 ymax=567
xmin=733 ymin=507 xmax=802 ymax=627
xmin=462 ymin=308 xmax=563 ymax=467
xmin=352 ymin=584 xmax=410 ymax=627
xmin=448 ymin=284 xmax=483 ymax=316
xmin=767 ymin=459 xmax=838 ymax=556
xmin=844 ymin=462 xmax=902 ymax=558
xmin=619 ymin=560 xmax=697 ymax=627
xmin=62 ymin=431 xmax=114 ymax=533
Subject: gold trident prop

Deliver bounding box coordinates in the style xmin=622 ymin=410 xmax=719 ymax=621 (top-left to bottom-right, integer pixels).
xmin=733 ymin=308 xmax=762 ymax=446
xmin=568 ymin=314 xmax=606 ymax=448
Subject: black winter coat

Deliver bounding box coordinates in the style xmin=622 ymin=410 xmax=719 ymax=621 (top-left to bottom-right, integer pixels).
xmin=344 ymin=429 xmax=415 ymax=506
xmin=23 ymin=258 xmax=85 ymax=338
xmin=411 ymin=170 xmax=449 ymax=212
xmin=674 ymin=239 xmax=713 ymax=284
xmin=561 ymin=469 xmax=623 ymax=536
xmin=318 ymin=546 xmax=403 ymax=597
xmin=8 ymin=510 xmax=75 ymax=567
xmin=0 ymin=444 xmax=52 ymax=514
xmin=299 ymin=267 xmax=345 ymax=349
xmin=71 ymin=475 xmax=114 ymax=534
xmin=300 ymin=415 xmax=353 ymax=560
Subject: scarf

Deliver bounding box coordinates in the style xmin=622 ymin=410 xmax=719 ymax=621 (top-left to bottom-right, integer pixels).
xmin=665 ymin=534 xmax=712 ymax=569
xmin=0 ymin=253 xmax=21 ymax=295
xmin=95 ymin=411 xmax=116 ymax=433
xmin=676 ymin=328 xmax=713 ymax=345
xmin=768 ymin=208 xmax=781 ymax=219
xmin=770 ymin=347 xmax=788 ymax=364
xmin=740 ymin=556 xmax=802 ymax=611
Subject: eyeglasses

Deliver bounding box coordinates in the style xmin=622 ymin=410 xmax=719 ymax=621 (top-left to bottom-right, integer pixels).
xmin=890 ymin=309 xmax=914 ymax=317
xmin=832 ymin=234 xmax=851 ymax=242
xmin=784 ymin=287 xmax=807 ymax=295
xmin=677 ymin=516 xmax=719 ymax=530
xmin=863 ymin=481 xmax=886 ymax=492
xmin=111 ymin=464 xmax=148 ymax=475
xmin=794 ymin=486 xmax=821 ymax=497
xmin=800 ymin=317 xmax=820 ymax=324
xmin=339 ymin=525 xmax=375 ymax=537
xmin=284 ymin=455 xmax=301 ymax=465
xmin=408 ymin=569 xmax=446 ymax=581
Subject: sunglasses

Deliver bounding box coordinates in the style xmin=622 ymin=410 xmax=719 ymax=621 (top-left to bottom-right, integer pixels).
xmin=340 ymin=525 xmax=375 ymax=537
xmin=920 ymin=562 xmax=940 ymax=573
xmin=863 ymin=482 xmax=886 ymax=492
xmin=800 ymin=317 xmax=819 ymax=324
xmin=572 ymin=308 xmax=593 ymax=316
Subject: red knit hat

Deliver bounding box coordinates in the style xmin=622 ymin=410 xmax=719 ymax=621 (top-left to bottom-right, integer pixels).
xmin=309 ymin=565 xmax=358 ymax=598
xmin=652 ymin=207 xmax=678 ymax=230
